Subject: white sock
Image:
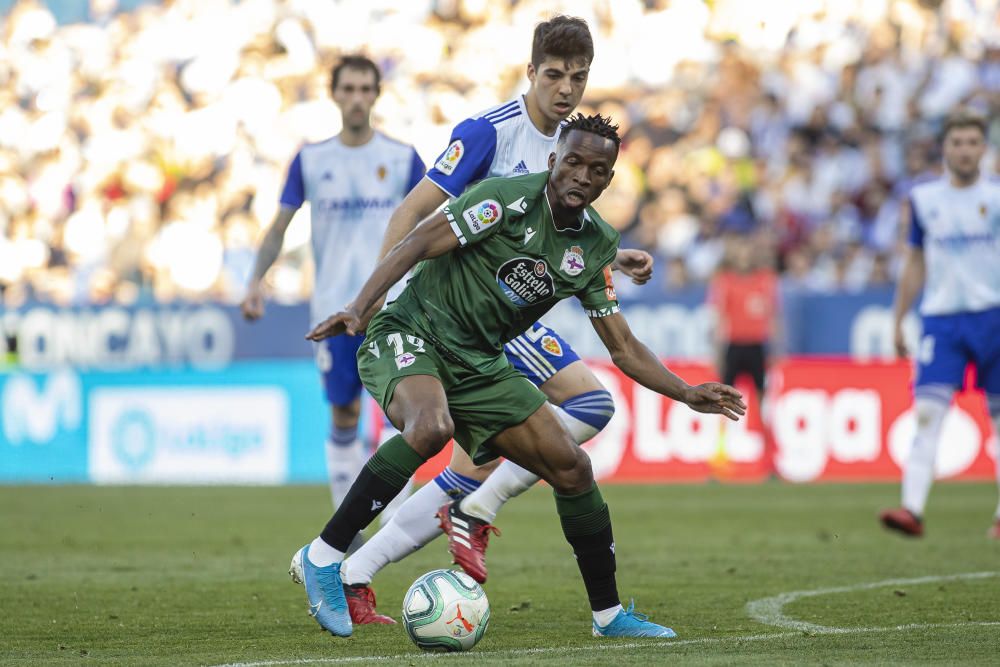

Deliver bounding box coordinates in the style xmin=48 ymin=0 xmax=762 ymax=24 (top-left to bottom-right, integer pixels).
xmin=380 ymin=477 xmax=413 ymax=526
xmin=459 ymin=404 xmax=594 ymax=523
xmin=460 ymin=460 xmax=539 ymax=523
xmin=325 ymin=436 xmax=367 ymax=509
xmin=341 ymin=481 xmax=451 ymax=585
xmin=901 ymin=394 xmax=950 ymax=517
xmin=593 ymin=604 xmax=623 ymax=627
xmin=308 ymin=536 xmax=345 ymax=567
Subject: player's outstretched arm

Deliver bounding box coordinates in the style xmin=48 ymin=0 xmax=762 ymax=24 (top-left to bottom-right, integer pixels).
xmin=891 ymin=246 xmax=925 ymax=357
xmin=377 ymin=180 xmax=450 ymax=261
xmin=613 ymin=248 xmax=654 ymax=285
xmin=590 ymin=312 xmax=747 ymax=421
xmin=307 ymin=210 xmax=460 ymax=341
xmin=241 ymin=206 xmax=296 ymax=321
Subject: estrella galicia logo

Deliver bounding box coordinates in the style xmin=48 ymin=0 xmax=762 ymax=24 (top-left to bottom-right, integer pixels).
xmin=496 ymin=257 xmax=554 ymax=307
xmin=111 ymin=409 xmax=156 ymax=472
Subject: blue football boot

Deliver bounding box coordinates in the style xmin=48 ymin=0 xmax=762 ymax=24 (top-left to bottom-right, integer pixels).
xmin=592 ymin=600 xmax=677 ymax=638
xmin=293 ymin=544 xmax=352 ymax=637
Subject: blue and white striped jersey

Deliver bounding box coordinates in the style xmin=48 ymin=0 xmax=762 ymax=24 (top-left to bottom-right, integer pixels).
xmin=426 ymin=96 xmax=560 ymax=196
xmin=909 ymin=175 xmax=1000 ymax=315
xmin=280 ymin=132 xmax=424 ymax=326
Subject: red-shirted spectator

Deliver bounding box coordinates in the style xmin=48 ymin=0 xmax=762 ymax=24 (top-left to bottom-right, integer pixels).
xmin=709 ymin=238 xmax=781 ymax=399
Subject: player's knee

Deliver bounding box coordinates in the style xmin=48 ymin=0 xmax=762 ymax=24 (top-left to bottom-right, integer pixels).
xmin=560 ymin=389 xmax=615 ymax=441
xmin=549 ymin=446 xmax=594 ymax=495
xmin=403 ymin=411 xmax=454 ymax=455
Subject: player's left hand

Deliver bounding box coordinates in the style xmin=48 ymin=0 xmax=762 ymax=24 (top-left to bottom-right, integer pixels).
xmin=613 ymin=248 xmax=654 ymax=285
xmin=682 ymin=382 xmax=747 ymax=421
xmin=306 ymin=308 xmax=362 ymax=341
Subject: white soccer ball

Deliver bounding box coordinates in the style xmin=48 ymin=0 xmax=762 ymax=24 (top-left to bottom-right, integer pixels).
xmin=402 ymin=569 xmax=490 ymax=652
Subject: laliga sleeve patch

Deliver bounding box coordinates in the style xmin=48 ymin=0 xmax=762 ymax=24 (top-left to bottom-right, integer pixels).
xmin=435 ymin=140 xmax=464 ymax=175
xmin=463 ymin=199 xmax=503 ymax=235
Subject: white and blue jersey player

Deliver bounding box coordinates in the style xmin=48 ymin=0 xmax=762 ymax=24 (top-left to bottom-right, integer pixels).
xmin=337 ymin=16 xmax=657 ymax=611
xmin=242 ymin=57 xmax=423 ymax=518
xmin=881 ymin=109 xmax=1000 ymax=539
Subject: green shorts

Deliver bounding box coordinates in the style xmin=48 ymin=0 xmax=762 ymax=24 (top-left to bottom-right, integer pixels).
xmin=357 ymin=307 xmax=548 ymax=464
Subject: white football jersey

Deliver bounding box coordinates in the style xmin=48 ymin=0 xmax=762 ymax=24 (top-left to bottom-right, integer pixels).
xmin=279 ymin=132 xmax=424 ymax=326
xmin=909 ymin=176 xmax=1000 ymax=315
xmin=425 ymin=96 xmax=561 ymax=195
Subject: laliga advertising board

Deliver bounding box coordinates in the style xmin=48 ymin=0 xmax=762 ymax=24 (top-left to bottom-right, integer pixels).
xmin=411 ymin=359 xmax=997 ymax=484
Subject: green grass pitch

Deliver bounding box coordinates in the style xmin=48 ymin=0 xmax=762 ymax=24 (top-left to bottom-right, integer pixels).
xmin=2 ymin=482 xmax=999 ymax=665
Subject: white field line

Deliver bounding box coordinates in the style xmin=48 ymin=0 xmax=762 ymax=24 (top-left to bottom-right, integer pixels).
xmin=745 ymin=571 xmax=1000 ymax=633
xmin=210 ymin=620 xmax=1000 ymax=667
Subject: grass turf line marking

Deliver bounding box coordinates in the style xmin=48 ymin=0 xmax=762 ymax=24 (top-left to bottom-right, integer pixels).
xmin=746 ymin=571 xmax=1000 ymax=633
xmin=210 ymin=621 xmax=1000 ymax=666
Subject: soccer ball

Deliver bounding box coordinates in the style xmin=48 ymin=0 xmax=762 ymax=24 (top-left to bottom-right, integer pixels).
xmin=401 ymin=569 xmax=490 ymax=652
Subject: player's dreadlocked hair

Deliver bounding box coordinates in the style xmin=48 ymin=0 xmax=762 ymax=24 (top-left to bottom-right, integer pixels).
xmin=559 ymin=113 xmax=622 ymax=148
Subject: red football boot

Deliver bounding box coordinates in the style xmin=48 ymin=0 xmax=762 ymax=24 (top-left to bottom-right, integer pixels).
xmin=437 ymin=501 xmax=500 ymax=584
xmin=988 ymin=517 xmax=1000 ymax=540
xmin=879 ymin=507 xmax=924 ymax=537
xmin=344 ymin=583 xmax=396 ymax=624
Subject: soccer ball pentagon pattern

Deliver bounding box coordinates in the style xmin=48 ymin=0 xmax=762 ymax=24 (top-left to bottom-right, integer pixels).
xmin=402 ymin=569 xmax=490 ymax=652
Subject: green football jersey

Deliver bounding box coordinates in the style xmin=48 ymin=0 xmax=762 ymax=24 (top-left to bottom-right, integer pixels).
xmin=391 ymin=171 xmax=621 ymax=367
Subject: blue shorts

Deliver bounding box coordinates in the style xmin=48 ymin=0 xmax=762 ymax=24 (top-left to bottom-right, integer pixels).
xmin=316 ymin=333 xmax=365 ymax=407
xmin=503 ymin=321 xmax=581 ymax=387
xmin=916 ymin=307 xmax=1000 ymax=395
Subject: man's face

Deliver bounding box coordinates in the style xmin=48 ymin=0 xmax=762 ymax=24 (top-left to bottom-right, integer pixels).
xmin=547 ymin=130 xmax=616 ymax=211
xmin=942 ymin=126 xmax=986 ymax=181
xmin=332 ymin=67 xmax=378 ymax=132
xmin=527 ymin=57 xmax=589 ymax=124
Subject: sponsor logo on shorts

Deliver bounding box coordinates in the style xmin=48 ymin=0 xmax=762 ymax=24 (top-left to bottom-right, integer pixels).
xmin=463 ymin=199 xmax=502 ymax=234
xmin=495 ymin=257 xmax=554 ymax=307
xmin=560 ymin=246 xmax=585 ymax=276
xmin=435 ymin=140 xmax=463 ymax=175
xmin=541 ymin=335 xmax=563 ymax=357
xmin=395 ymin=352 xmax=417 ymax=369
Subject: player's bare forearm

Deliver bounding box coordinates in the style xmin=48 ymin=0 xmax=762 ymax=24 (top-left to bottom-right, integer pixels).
xmin=591 ymin=312 xmax=746 ymax=420
xmin=591 ymin=313 xmax=689 ymax=401
xmin=378 ymin=179 xmax=449 ymax=261
xmin=350 ymin=211 xmax=460 ymax=322
xmin=892 ymin=247 xmax=925 ymax=327
xmin=249 ymin=208 xmax=295 ymax=285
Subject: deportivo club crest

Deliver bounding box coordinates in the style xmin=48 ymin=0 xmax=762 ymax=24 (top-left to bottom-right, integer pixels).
xmin=560 ymin=246 xmax=585 ymax=276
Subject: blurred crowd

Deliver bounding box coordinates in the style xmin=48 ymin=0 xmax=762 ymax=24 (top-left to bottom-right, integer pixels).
xmin=1 ymin=0 xmax=999 ymax=306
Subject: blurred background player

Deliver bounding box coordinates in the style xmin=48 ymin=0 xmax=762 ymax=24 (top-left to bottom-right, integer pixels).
xmin=880 ymin=108 xmax=1000 ymax=539
xmin=241 ymin=56 xmax=424 ymax=526
xmin=335 ymin=17 xmax=655 ymax=621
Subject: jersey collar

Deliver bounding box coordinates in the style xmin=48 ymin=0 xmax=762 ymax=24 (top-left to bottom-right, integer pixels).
xmin=543 ymin=185 xmax=588 ymax=233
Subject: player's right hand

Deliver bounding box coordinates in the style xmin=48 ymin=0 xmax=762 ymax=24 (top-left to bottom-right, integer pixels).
xmin=682 ymin=382 xmax=747 ymax=421
xmin=307 ymin=309 xmax=362 ymax=341
xmin=241 ymin=285 xmax=265 ymax=321
xmin=894 ymin=324 xmax=908 ymax=358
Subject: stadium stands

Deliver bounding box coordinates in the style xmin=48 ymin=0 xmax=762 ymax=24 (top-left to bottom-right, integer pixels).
xmin=1 ymin=0 xmax=998 ymax=306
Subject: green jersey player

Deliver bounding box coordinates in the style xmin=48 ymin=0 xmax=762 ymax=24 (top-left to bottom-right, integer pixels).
xmin=295 ymin=114 xmax=746 ymax=639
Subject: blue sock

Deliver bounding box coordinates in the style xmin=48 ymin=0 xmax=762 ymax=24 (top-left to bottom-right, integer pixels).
xmin=433 ymin=467 xmax=482 ymax=500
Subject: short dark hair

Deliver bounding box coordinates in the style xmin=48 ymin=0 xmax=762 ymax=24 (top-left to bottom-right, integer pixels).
xmin=331 ymin=55 xmax=381 ymax=94
xmin=530 ymin=15 xmax=594 ymax=68
xmin=559 ymin=113 xmax=621 ymax=148
xmin=941 ymin=107 xmax=987 ymax=140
